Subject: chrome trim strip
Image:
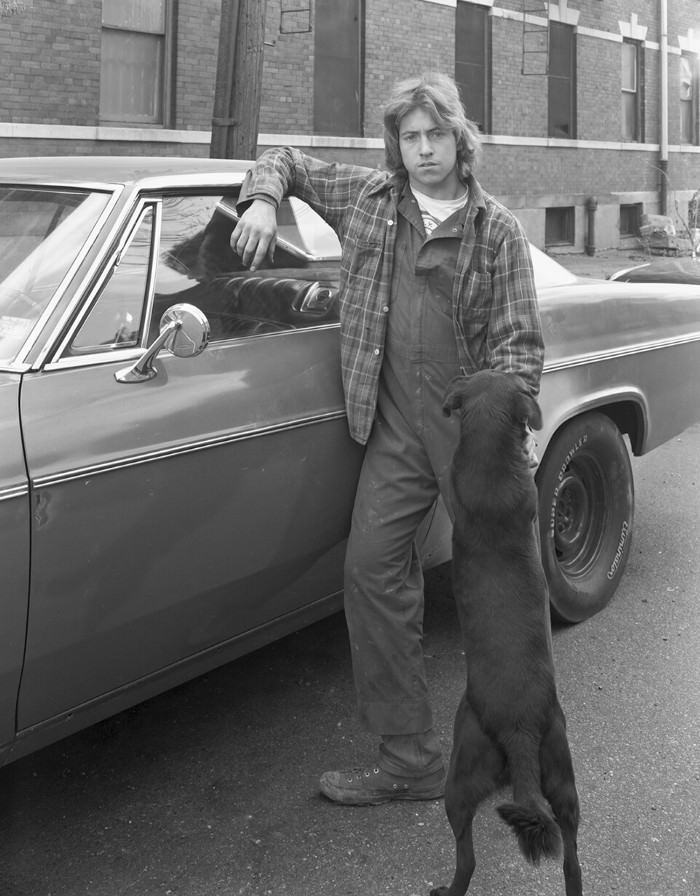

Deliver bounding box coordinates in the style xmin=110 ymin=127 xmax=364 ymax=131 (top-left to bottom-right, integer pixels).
xmin=31 ymin=409 xmax=348 ymax=489
xmin=0 ymin=174 xmax=126 ymax=191
xmin=42 ymin=322 xmax=341 ymax=371
xmin=143 ymin=203 xmax=162 ymax=337
xmin=15 ymin=188 xmax=124 ymax=367
xmin=543 ymin=330 xmax=700 ymax=373
xmin=117 ymin=172 xmax=250 ymax=190
xmin=0 ymin=484 xmax=29 ymax=502
xmin=43 ymin=346 xmax=147 ymax=371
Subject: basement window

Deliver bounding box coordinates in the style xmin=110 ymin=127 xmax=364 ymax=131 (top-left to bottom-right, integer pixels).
xmin=620 ymin=203 xmax=642 ymax=237
xmin=545 ymin=207 xmax=575 ymax=247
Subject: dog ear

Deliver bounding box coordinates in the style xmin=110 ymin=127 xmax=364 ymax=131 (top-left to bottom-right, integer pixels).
xmin=514 ymin=387 xmax=543 ymax=430
xmin=520 ymin=391 xmax=543 ymax=431
xmin=442 ymin=376 xmax=469 ymax=417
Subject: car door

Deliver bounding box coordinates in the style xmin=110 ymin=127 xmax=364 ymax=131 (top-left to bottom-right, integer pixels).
xmin=17 ymin=189 xmax=362 ymax=731
xmin=0 ymin=373 xmax=30 ymax=756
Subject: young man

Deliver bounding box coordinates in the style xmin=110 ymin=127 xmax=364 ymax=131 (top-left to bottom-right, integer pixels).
xmin=232 ymin=73 xmax=544 ymax=805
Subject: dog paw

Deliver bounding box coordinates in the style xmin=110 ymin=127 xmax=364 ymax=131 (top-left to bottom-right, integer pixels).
xmin=428 ymin=888 xmax=448 ymax=896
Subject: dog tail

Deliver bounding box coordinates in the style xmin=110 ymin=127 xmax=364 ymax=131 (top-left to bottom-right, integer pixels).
xmin=496 ymin=733 xmax=561 ymax=865
xmin=496 ymin=800 xmax=561 ymax=865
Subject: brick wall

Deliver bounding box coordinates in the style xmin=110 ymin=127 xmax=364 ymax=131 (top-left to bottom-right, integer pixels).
xmin=363 ymin=0 xmax=455 ymax=137
xmin=259 ymin=0 xmax=314 ymax=134
xmin=0 ymin=0 xmax=101 ymax=125
xmin=0 ymin=0 xmax=222 ymax=131
xmin=492 ymin=16 xmax=546 ymax=138
xmin=2 ymin=0 xmax=700 ymax=251
xmin=175 ymin=0 xmax=221 ymax=131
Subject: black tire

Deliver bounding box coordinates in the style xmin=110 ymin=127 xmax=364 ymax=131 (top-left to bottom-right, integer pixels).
xmin=535 ymin=412 xmax=634 ymax=623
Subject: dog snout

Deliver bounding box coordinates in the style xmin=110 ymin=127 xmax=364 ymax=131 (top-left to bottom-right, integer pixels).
xmin=442 ymin=375 xmax=471 ymax=416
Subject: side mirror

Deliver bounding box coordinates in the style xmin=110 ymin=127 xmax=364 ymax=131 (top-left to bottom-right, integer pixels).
xmin=115 ymin=303 xmax=210 ymax=383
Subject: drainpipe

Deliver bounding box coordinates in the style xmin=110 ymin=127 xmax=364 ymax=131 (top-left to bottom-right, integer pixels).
xmin=585 ymin=196 xmax=598 ymax=256
xmin=210 ymin=0 xmax=240 ymax=159
xmin=659 ymin=0 xmax=669 ymax=215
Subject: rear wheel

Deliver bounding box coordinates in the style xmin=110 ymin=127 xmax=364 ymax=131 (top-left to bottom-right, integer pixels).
xmin=536 ymin=412 xmax=634 ymax=622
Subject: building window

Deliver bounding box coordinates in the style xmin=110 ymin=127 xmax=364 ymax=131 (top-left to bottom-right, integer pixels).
xmin=545 ymin=207 xmax=574 ymax=247
xmin=680 ymin=54 xmax=698 ymax=145
xmin=620 ymin=203 xmax=642 ymax=237
xmin=313 ymin=0 xmax=362 ymax=136
xmin=622 ymin=40 xmax=644 ymax=142
xmin=100 ymin=0 xmax=174 ymax=126
xmin=455 ymin=2 xmax=491 ymax=133
xmin=548 ymin=22 xmax=576 ymax=139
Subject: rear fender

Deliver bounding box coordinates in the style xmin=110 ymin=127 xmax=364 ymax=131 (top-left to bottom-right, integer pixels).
xmin=539 ymin=385 xmax=648 ymax=460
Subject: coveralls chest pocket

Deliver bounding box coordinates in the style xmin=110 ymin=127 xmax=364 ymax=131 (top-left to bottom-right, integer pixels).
xmin=412 ymin=238 xmax=463 ymax=362
xmin=414 ymin=241 xmax=457 ymax=320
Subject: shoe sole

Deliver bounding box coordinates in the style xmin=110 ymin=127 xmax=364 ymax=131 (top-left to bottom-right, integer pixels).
xmin=319 ymin=784 xmax=444 ymax=806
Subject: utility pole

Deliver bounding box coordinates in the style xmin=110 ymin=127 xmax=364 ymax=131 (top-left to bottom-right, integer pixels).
xmin=210 ymin=0 xmax=267 ymax=160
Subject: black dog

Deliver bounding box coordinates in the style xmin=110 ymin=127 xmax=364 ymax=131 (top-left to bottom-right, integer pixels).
xmin=431 ymin=370 xmax=582 ymax=896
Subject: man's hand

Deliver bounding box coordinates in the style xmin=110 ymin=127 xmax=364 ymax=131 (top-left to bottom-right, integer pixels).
xmin=231 ymin=198 xmax=278 ymax=271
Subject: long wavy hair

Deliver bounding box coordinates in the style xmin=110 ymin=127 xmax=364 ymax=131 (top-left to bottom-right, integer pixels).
xmin=383 ymin=72 xmax=482 ymax=180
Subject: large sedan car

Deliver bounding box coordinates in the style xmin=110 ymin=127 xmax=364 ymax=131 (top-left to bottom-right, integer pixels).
xmin=2 ymin=157 xmax=699 ymax=767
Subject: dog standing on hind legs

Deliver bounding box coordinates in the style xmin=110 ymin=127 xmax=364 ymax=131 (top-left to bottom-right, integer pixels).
xmin=430 ymin=370 xmax=583 ymax=896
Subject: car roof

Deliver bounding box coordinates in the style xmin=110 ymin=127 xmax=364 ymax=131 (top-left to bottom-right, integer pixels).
xmin=0 ymin=156 xmax=254 ymax=188
xmin=0 ymin=157 xmax=593 ymax=287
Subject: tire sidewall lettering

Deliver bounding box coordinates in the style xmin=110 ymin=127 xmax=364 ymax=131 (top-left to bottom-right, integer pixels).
xmin=547 ymin=433 xmax=589 ymax=535
xmin=557 ymin=433 xmax=588 ymax=483
xmin=607 ymin=520 xmax=630 ymax=580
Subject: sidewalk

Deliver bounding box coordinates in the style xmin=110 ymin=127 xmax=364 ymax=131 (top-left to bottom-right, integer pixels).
xmin=551 ymin=247 xmax=649 ymax=279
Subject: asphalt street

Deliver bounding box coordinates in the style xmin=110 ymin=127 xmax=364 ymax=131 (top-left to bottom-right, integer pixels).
xmin=0 ymin=428 xmax=698 ymax=896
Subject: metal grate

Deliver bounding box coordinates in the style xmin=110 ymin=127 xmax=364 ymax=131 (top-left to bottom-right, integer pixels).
xmin=280 ymin=0 xmax=312 ymax=34
xmin=522 ymin=1 xmax=549 ymax=75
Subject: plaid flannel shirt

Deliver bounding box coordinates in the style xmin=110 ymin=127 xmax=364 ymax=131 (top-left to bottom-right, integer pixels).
xmin=239 ymin=147 xmax=544 ymax=445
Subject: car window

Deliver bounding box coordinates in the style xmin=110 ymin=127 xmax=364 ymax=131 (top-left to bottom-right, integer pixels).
xmin=69 ymin=206 xmax=153 ymax=354
xmin=0 ymin=187 xmax=111 ymax=364
xmin=150 ymin=192 xmax=340 ymax=343
xmin=66 ymin=191 xmax=340 ymax=356
xmin=282 ymin=197 xmax=341 ymax=258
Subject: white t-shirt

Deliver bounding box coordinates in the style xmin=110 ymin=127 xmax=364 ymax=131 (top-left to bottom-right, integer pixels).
xmin=410 ymin=186 xmax=469 ymax=234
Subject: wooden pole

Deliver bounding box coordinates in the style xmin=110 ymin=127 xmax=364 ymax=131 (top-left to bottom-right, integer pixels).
xmin=210 ymin=0 xmax=266 ymax=160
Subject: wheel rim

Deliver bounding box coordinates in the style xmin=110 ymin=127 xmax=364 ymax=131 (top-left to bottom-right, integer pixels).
xmin=554 ymin=455 xmax=607 ymax=576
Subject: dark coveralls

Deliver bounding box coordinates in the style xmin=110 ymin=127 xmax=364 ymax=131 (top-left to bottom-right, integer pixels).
xmin=237 ymin=148 xmax=544 ymax=777
xmin=345 ymin=185 xmax=468 ymax=775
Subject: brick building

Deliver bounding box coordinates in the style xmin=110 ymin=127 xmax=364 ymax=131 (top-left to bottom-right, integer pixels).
xmin=1 ymin=0 xmax=699 ymax=252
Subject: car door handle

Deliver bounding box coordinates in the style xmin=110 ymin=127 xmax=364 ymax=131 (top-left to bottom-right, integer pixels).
xmin=292 ymin=282 xmax=337 ymax=316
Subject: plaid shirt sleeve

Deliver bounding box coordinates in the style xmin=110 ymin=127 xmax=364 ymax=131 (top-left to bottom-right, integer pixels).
xmin=461 ymin=199 xmax=544 ymax=398
xmin=486 ymin=219 xmax=544 ymax=396
xmin=237 ymin=146 xmax=378 ymax=235
xmin=237 ymin=146 xmax=396 ymax=444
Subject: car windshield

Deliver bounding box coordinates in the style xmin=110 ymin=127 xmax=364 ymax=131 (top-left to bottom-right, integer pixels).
xmin=0 ymin=186 xmax=111 ymax=364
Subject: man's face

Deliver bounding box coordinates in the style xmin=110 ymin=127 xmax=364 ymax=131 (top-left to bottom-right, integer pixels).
xmin=398 ymin=107 xmax=460 ymax=200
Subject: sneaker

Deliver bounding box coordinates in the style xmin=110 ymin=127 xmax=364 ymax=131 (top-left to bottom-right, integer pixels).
xmin=319 ymin=764 xmax=445 ymax=806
